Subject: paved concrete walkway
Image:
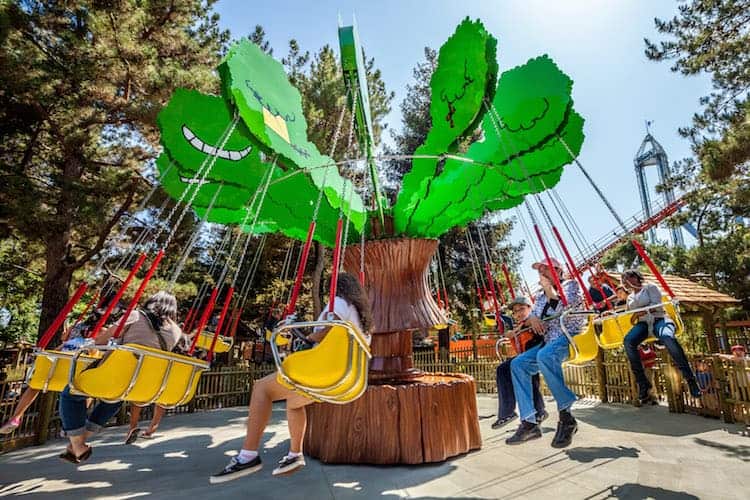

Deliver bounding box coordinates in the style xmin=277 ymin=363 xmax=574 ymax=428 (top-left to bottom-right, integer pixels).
xmin=0 ymin=396 xmax=748 ymax=499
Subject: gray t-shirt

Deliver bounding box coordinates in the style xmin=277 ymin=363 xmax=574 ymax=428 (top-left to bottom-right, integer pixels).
xmin=626 ymin=283 xmax=665 ymax=318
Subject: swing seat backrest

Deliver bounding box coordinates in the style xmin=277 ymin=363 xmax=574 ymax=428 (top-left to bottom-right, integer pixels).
xmin=27 ymin=350 xmax=100 ymax=393
xmin=71 ymin=344 xmax=208 ymax=407
xmin=196 ymin=331 xmax=234 ymax=353
xmin=483 ymin=315 xmax=497 ymax=328
xmin=274 ymin=321 xmax=371 ymax=404
xmin=596 ymin=296 xmax=682 ymax=349
xmin=265 ymin=329 xmax=290 ymax=346
xmin=565 ymin=319 xmax=598 ymax=366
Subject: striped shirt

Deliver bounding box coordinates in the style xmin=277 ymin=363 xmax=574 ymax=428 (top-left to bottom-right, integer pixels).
xmin=531 ymin=279 xmax=585 ymax=342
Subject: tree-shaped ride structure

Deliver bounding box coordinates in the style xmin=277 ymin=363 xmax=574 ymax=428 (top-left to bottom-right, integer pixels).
xmin=157 ymin=18 xmax=585 ymax=464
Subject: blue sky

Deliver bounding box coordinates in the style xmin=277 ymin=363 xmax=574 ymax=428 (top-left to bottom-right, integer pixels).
xmin=214 ymin=0 xmax=711 ymax=282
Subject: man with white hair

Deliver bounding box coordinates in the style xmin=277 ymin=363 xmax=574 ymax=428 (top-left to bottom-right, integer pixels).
xmin=507 ymin=258 xmax=584 ymax=448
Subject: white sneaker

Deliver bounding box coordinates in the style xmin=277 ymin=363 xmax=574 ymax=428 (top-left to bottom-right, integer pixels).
xmin=272 ymin=454 xmax=306 ymax=476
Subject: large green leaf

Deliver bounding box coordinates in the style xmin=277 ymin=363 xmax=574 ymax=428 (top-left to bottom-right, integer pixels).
xmin=218 ymin=40 xmax=365 ymax=234
xmin=393 ymin=18 xmax=498 ymax=234
xmin=399 ymin=56 xmax=582 ymax=237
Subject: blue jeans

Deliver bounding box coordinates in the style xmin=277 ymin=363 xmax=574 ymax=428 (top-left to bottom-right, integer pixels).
xmin=511 ymin=336 xmax=577 ymax=423
xmin=496 ymin=358 xmax=544 ymax=419
xmin=59 ymin=385 xmax=122 ymax=436
xmin=624 ymin=318 xmax=696 ymax=396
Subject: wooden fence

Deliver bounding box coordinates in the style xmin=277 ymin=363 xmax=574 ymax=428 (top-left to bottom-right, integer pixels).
xmin=0 ymin=359 xmax=277 ymax=453
xmin=413 ymin=347 xmax=750 ymax=425
xmin=2 ymin=345 xmax=748 ymax=454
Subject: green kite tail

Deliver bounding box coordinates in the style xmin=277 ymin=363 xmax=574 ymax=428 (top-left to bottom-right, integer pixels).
xmin=392 ymin=17 xmax=498 ymax=235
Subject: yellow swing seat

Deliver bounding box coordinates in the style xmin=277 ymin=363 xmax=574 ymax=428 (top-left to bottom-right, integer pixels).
xmin=595 ymin=297 xmax=683 ymax=350
xmin=265 ymin=328 xmax=290 ymax=346
xmin=27 ymin=349 xmax=101 ymax=393
xmin=272 ymin=320 xmax=371 ymax=404
xmin=565 ymin=318 xmax=599 ymax=366
xmin=195 ymin=331 xmax=233 ymax=353
xmin=483 ymin=314 xmax=497 ymax=328
xmin=69 ymin=344 xmax=209 ymax=407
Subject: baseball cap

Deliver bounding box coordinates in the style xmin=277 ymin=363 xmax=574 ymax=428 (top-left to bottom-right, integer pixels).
xmin=531 ymin=258 xmax=562 ymax=271
xmin=509 ymin=296 xmax=533 ymax=308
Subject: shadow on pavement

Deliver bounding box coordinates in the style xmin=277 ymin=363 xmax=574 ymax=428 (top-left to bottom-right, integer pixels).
xmin=584 ymin=483 xmax=700 ymax=499
xmin=574 ymin=403 xmax=738 ymax=437
xmin=565 ymin=446 xmax=640 ymax=463
xmin=693 ymin=437 xmax=750 ymax=462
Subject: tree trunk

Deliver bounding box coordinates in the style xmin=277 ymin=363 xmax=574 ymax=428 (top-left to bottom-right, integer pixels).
xmin=37 ymin=154 xmax=80 ymax=342
xmin=312 ymin=242 xmax=326 ymax=317
xmin=38 ymin=227 xmax=74 ymax=344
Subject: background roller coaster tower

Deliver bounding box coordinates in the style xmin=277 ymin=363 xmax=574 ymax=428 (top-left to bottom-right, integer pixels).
xmin=633 ymin=124 xmax=686 ymax=248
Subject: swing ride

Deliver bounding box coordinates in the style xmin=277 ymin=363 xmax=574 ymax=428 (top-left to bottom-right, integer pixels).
xmin=25 ymin=13 xmax=693 ymax=467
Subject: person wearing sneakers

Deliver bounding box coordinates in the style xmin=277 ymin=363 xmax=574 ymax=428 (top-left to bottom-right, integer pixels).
xmin=492 ymin=296 xmax=547 ymax=430
xmin=210 ymin=273 xmax=373 ymax=483
xmin=507 ymin=258 xmax=585 ymax=448
xmin=620 ymin=269 xmax=701 ymax=404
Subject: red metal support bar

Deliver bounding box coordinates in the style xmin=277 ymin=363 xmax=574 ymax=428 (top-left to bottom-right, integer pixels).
xmin=285 ymin=221 xmax=316 ymax=316
xmin=484 ymin=263 xmax=504 ymax=334
xmin=631 ymin=239 xmax=675 ymax=298
xmin=37 ymin=282 xmax=89 ymax=349
xmin=532 ymin=225 xmax=568 ymax=307
xmin=113 ymin=250 xmax=165 ymax=339
xmin=328 ymin=219 xmax=344 ymax=313
xmin=501 ymin=263 xmax=515 ymax=300
xmin=182 ymin=306 xmax=196 ymax=332
xmin=228 ymin=307 xmax=243 ymax=338
xmin=551 ymin=226 xmax=593 ymax=308
xmin=188 ymin=286 xmax=219 ymax=354
xmin=89 ymin=253 xmax=148 ymax=340
xmin=208 ymin=286 xmax=234 ymax=361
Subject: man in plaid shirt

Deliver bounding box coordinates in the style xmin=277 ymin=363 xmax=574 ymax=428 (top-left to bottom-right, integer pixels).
xmin=507 ymin=258 xmax=584 ymax=448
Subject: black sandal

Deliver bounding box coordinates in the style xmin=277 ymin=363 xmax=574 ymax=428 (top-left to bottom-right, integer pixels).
xmin=125 ymin=428 xmax=141 ymax=445
xmin=59 ymin=446 xmax=93 ymax=464
xmin=491 ymin=414 xmax=518 ymax=429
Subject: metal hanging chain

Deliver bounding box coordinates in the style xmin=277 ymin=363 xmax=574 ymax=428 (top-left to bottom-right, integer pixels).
xmin=285 ymin=240 xmax=304 ymax=305
xmin=557 ymin=134 xmax=628 ymax=233
xmin=230 ymin=159 xmax=276 ymax=289
xmin=167 ymin=184 xmax=224 ymax=289
xmin=545 ymin=189 xmax=589 ymax=266
xmin=336 ymin=101 xmax=359 ymax=271
xmin=111 ymin=196 xmax=171 ymax=277
xmin=92 ymin=161 xmax=175 ymax=280
xmin=436 ymin=244 xmax=449 ymax=309
xmin=466 ymin=227 xmax=487 ymax=290
xmin=515 ymin=206 xmax=543 ymax=262
xmin=187 ymin=227 xmax=233 ymax=320
xmin=237 ymin=233 xmax=268 ymax=309
xmin=464 ymin=227 xmax=483 ymax=297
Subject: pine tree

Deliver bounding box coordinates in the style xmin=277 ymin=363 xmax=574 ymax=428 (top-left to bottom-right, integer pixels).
xmin=645 ymin=0 xmax=750 ymax=180
xmin=0 ymin=1 xmax=229 ymax=340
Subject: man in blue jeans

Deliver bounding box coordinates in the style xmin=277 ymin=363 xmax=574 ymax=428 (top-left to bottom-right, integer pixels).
xmin=507 ymin=258 xmax=584 ymax=448
xmin=493 ymin=296 xmax=547 ymax=429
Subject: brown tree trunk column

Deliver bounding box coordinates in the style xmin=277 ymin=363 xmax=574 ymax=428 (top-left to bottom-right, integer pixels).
xmin=304 ymin=238 xmax=482 ymax=464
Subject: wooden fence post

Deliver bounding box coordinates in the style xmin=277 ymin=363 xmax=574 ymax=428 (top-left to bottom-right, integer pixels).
xmin=35 ymin=392 xmax=55 ymax=445
xmin=713 ymin=355 xmax=735 ymax=424
xmin=595 ymin=350 xmax=608 ymax=403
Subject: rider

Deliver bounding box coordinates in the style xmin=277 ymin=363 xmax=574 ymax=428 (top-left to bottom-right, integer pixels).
xmin=492 ymin=296 xmax=546 ymax=429
xmin=210 ymin=273 xmax=373 ymax=483
xmin=620 ymin=269 xmax=701 ymax=404
xmin=507 ymin=258 xmax=584 ymax=448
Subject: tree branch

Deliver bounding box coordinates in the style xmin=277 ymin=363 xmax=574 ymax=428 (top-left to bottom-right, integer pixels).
xmin=73 ymin=178 xmax=138 ymax=268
